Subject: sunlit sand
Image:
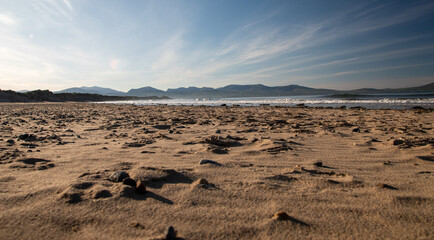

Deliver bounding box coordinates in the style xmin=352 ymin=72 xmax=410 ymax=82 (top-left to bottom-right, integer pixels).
xmin=0 ymin=103 xmax=432 ymax=239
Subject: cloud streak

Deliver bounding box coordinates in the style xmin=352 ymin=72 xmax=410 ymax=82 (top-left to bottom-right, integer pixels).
xmin=0 ymin=13 xmax=18 ymax=26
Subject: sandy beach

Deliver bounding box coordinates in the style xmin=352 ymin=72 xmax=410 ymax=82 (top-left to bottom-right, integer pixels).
xmin=0 ymin=103 xmax=432 ymax=239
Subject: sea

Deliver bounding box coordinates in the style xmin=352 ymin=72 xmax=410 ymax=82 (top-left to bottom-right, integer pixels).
xmin=101 ymin=93 xmax=434 ymax=110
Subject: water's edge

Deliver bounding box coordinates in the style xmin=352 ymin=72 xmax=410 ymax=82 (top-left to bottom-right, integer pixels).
xmin=98 ymin=94 xmax=434 ymax=110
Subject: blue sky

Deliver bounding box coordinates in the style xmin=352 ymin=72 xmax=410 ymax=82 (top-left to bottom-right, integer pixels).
xmin=1 ymin=0 xmax=434 ymax=91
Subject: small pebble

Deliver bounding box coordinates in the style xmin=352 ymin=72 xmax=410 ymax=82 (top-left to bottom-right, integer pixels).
xmin=122 ymin=177 xmax=136 ymax=187
xmin=376 ymin=183 xmax=398 ymax=190
xmin=152 ymin=124 xmax=171 ymax=130
xmin=193 ymin=178 xmax=209 ymax=185
xmin=130 ymin=222 xmax=145 ymax=229
xmin=166 ymin=226 xmax=177 ymax=240
xmin=313 ymin=161 xmax=323 ymax=167
xmin=109 ymin=171 xmax=130 ymax=182
xmin=199 ymin=159 xmax=221 ymax=166
xmin=136 ymin=180 xmax=147 ymax=194
xmin=273 ymin=211 xmax=291 ymax=221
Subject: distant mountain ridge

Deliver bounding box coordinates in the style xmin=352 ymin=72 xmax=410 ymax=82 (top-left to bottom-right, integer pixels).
xmin=127 ymin=86 xmax=165 ymax=97
xmin=54 ymin=82 xmax=434 ymax=98
xmin=347 ymin=82 xmax=434 ymax=94
xmin=55 ymin=86 xmax=125 ymax=96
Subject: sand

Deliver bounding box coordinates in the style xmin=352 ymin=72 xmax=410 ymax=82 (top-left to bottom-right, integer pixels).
xmin=0 ymin=103 xmax=432 ymax=239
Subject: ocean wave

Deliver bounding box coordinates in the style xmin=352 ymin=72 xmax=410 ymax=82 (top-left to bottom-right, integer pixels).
xmin=100 ymin=96 xmax=434 ymax=109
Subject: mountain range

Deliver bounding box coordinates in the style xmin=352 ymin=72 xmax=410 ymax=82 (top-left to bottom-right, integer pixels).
xmin=0 ymin=90 xmax=168 ymax=103
xmin=55 ymin=86 xmax=125 ymax=96
xmin=54 ymin=82 xmax=434 ymax=98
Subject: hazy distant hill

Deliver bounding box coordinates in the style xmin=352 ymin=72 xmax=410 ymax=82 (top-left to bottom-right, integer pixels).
xmin=218 ymin=84 xmax=337 ymax=97
xmin=162 ymin=84 xmax=338 ymax=98
xmin=127 ymin=86 xmax=165 ymax=97
xmin=166 ymin=86 xmax=216 ymax=98
xmin=167 ymin=86 xmax=214 ymax=93
xmin=216 ymin=84 xmax=274 ymax=97
xmin=55 ymin=82 xmax=433 ymax=98
xmin=55 ymin=86 xmax=125 ymax=96
xmin=346 ymin=82 xmax=434 ymax=94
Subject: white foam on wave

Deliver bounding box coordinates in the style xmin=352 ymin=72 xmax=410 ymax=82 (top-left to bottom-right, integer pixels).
xmin=100 ymin=96 xmax=434 ymax=109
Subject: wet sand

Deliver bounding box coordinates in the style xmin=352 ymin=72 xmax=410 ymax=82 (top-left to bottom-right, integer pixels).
xmin=0 ymin=103 xmax=433 ymax=239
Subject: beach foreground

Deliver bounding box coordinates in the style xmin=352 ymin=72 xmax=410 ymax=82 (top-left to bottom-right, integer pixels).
xmin=0 ymin=103 xmax=432 ymax=239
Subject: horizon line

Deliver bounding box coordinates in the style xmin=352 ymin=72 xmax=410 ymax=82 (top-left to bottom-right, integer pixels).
xmin=6 ymin=81 xmax=434 ymax=93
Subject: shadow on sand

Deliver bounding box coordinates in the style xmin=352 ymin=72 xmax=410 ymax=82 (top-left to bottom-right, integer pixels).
xmin=417 ymin=156 xmax=434 ymax=162
xmin=143 ymin=169 xmax=194 ymax=189
xmin=122 ymin=189 xmax=174 ymax=205
xmin=17 ymin=158 xmax=50 ymax=165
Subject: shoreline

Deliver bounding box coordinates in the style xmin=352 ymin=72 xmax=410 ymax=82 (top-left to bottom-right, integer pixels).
xmin=2 ymin=101 xmax=433 ymax=111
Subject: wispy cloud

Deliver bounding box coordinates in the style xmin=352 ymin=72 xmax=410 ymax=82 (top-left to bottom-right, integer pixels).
xmin=62 ymin=0 xmax=73 ymax=11
xmin=32 ymin=0 xmax=74 ymax=22
xmin=335 ymin=62 xmax=434 ymax=76
xmin=250 ymin=43 xmax=434 ymax=77
xmin=151 ymin=32 xmax=184 ymax=71
xmin=0 ymin=13 xmax=18 ymax=26
xmin=284 ymin=62 xmax=434 ymax=84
